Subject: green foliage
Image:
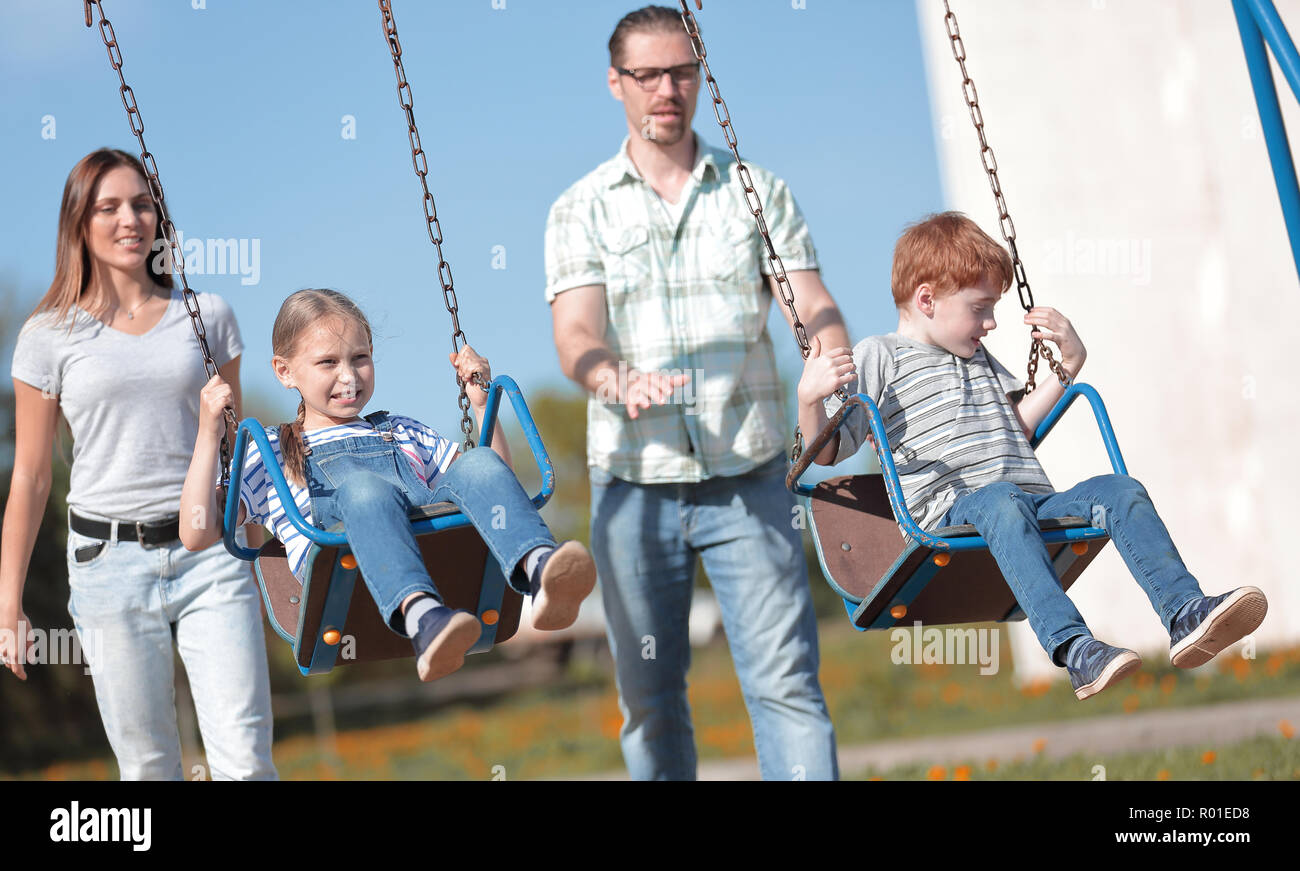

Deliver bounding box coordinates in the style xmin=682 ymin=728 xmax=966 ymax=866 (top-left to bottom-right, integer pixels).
xmin=0 ymin=297 xmax=108 ymax=772
xmin=502 ymin=386 xmax=591 ymax=546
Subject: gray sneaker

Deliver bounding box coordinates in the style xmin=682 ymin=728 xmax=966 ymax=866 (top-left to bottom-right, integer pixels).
xmin=1169 ymin=587 xmax=1268 ymax=669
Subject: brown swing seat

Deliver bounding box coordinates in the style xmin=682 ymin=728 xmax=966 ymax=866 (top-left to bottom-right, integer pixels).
xmin=790 ymin=384 xmax=1128 ymax=632
xmin=254 ymin=502 xmax=522 ymax=674
xmin=807 ymin=473 xmax=1109 ymax=630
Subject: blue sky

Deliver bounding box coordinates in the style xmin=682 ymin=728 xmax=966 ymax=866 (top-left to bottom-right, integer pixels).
xmin=0 ymin=0 xmax=942 ymax=448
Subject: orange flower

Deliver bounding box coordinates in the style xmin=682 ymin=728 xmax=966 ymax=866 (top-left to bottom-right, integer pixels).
xmin=1032 ymin=738 xmax=1047 ymax=754
xmin=1281 ymin=720 xmax=1296 ymax=739
xmin=941 ymin=683 xmax=963 ymax=704
xmin=927 ymin=765 xmax=946 ymax=781
xmin=1123 ymin=694 xmax=1140 ymax=713
xmin=1201 ymin=751 xmax=1216 ymax=765
xmin=954 ymin=765 xmax=972 ymax=781
xmin=1156 ymin=769 xmax=1170 ymax=781
xmin=986 ymin=758 xmax=999 ymax=771
xmin=1020 ymin=678 xmax=1051 ymax=698
xmin=1159 ymin=674 xmax=1177 ymax=695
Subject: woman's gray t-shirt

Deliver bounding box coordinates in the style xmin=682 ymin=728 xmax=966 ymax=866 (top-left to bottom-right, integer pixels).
xmin=10 ymin=289 xmax=243 ymax=521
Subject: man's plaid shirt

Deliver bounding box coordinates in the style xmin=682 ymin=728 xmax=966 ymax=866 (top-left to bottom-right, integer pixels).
xmin=545 ymin=135 xmax=819 ymax=484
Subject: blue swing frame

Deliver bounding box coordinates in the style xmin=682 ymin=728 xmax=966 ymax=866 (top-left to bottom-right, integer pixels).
xmin=1233 ymin=0 xmax=1300 ymax=280
xmin=788 ymin=382 xmax=1129 ymax=629
xmin=221 ymin=374 xmax=555 ymax=674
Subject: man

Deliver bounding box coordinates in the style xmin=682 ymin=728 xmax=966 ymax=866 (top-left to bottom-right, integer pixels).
xmin=544 ymin=5 xmax=846 ymax=780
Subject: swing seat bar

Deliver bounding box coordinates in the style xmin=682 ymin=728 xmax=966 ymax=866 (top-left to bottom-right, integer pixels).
xmin=787 ymin=383 xmax=1129 ymax=630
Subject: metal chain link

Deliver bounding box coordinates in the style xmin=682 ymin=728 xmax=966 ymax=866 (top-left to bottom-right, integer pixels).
xmin=378 ymin=0 xmax=484 ymax=451
xmin=676 ymin=1 xmax=844 ymax=462
xmin=83 ymin=1 xmax=237 ymax=488
xmin=942 ymin=0 xmax=1070 ymax=393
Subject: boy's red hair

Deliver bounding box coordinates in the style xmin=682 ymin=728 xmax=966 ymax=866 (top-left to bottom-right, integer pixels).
xmin=891 ymin=212 xmax=1013 ymax=307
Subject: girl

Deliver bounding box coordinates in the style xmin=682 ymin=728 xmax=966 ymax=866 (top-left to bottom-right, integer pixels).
xmin=1 ymin=149 xmax=276 ymax=779
xmin=180 ymin=289 xmax=596 ymax=682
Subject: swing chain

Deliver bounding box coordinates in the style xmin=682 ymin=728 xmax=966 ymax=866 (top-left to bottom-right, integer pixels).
xmin=941 ymin=0 xmax=1070 ymax=393
xmin=83 ymin=0 xmax=237 ymax=487
xmin=677 ymin=1 xmax=843 ymax=464
xmin=378 ymin=0 xmax=482 ymax=451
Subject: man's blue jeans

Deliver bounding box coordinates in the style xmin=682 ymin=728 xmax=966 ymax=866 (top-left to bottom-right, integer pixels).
xmin=937 ymin=474 xmax=1205 ymax=662
xmin=589 ymin=453 xmax=838 ymax=781
xmin=306 ymin=440 xmax=555 ymax=633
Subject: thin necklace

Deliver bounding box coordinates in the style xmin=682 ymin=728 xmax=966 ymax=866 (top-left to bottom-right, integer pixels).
xmin=122 ymin=292 xmax=154 ymax=320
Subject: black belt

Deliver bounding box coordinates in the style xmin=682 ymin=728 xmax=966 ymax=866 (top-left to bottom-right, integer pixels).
xmin=69 ymin=511 xmax=180 ymax=547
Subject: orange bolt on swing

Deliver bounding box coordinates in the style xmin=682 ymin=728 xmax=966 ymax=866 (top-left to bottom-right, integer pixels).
xmin=480 ymin=610 xmax=499 ymax=626
xmin=322 ymin=629 xmax=342 ymax=646
xmin=1071 ymin=542 xmax=1089 ymax=556
xmin=933 ymin=553 xmax=951 ymax=567
xmin=340 ymin=554 xmax=358 ymax=570
xmin=890 ymin=604 xmax=908 ymax=619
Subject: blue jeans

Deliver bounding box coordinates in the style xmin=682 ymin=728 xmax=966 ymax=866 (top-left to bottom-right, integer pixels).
xmin=937 ymin=474 xmax=1205 ymax=661
xmin=304 ymin=430 xmax=555 ymax=634
xmin=590 ymin=453 xmax=838 ymax=781
xmin=65 ymin=516 xmax=277 ymax=781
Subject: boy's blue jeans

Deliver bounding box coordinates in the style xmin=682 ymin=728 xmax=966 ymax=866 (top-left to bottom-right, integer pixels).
xmin=589 ymin=453 xmax=839 ymax=781
xmin=305 ymin=436 xmax=554 ymax=634
xmin=936 ymin=474 xmax=1205 ymax=662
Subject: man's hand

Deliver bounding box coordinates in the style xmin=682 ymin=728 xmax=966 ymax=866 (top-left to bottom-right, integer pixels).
xmin=622 ymin=369 xmax=691 ymax=420
xmin=1024 ymin=307 xmax=1086 ymax=378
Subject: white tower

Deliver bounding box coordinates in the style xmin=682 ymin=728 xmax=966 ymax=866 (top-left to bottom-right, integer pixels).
xmin=918 ymin=0 xmax=1300 ymax=682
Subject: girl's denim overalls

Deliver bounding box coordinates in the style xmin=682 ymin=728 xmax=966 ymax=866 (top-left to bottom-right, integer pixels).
xmin=302 ymin=410 xmax=553 ymax=633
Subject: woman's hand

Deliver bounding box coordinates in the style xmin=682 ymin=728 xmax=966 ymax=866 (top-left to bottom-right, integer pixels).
xmin=198 ymin=374 xmax=234 ymax=441
xmin=0 ymin=609 xmax=31 ymax=681
xmin=449 ymin=345 xmax=492 ymax=410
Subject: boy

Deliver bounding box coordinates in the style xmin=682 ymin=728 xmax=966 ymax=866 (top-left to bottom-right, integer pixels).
xmin=798 ymin=212 xmax=1267 ymax=700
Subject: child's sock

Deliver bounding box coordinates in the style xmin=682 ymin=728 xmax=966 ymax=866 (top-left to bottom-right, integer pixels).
xmin=523 ymin=545 xmax=555 ymax=596
xmin=1053 ymin=633 xmax=1090 ymax=667
xmin=403 ymin=594 xmax=441 ymax=637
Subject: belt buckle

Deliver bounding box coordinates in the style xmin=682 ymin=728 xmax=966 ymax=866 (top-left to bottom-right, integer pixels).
xmin=135 ymin=521 xmax=155 ymax=550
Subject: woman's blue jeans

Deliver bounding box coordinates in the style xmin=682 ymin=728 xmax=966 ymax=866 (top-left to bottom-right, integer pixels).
xmin=937 ymin=474 xmax=1205 ymax=661
xmin=66 ymin=516 xmax=277 ymax=781
xmin=589 ymin=453 xmax=839 ymax=781
xmin=304 ymin=433 xmax=554 ymax=634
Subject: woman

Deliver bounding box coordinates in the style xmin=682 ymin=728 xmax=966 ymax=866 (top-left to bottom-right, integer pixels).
xmin=0 ymin=148 xmax=276 ymax=780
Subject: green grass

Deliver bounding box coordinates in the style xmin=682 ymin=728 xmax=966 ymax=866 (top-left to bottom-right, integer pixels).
xmin=11 ymin=619 xmax=1300 ymax=780
xmin=816 ymin=621 xmax=1300 ymax=745
xmin=849 ymin=735 xmax=1300 ymax=781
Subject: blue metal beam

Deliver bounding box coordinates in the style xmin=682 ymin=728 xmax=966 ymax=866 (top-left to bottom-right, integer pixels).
xmin=1234 ymin=0 xmax=1300 ymax=278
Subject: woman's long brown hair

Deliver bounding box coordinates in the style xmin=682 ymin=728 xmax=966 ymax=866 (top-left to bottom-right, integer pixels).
xmin=273 ymin=289 xmax=374 ymax=487
xmin=32 ymin=148 xmax=172 ymax=328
